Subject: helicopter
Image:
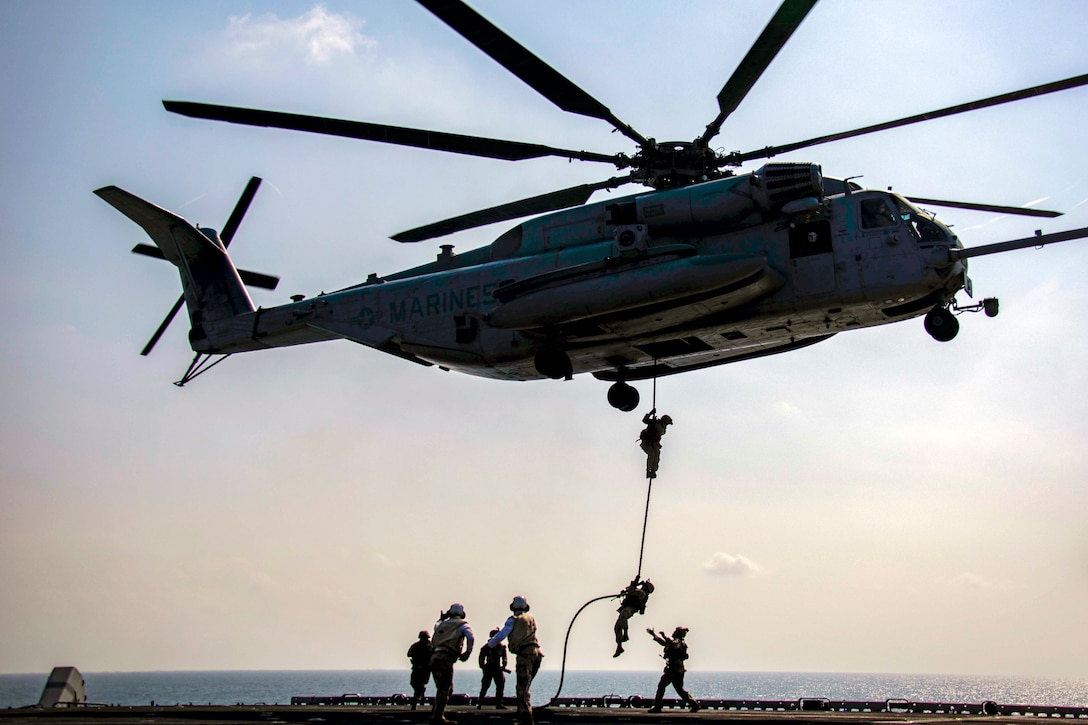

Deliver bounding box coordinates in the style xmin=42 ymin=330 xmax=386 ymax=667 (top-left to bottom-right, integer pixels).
xmin=96 ymin=0 xmax=1088 ymax=411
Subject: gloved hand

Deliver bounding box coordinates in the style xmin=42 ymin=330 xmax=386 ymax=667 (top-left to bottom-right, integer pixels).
xmin=646 ymin=628 xmax=655 ymax=635
xmin=458 ymin=651 xmax=471 ymax=662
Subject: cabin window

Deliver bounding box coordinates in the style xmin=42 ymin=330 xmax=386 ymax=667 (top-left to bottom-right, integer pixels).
xmin=789 ymin=219 xmax=832 ymax=258
xmin=860 ymin=198 xmax=898 ymax=229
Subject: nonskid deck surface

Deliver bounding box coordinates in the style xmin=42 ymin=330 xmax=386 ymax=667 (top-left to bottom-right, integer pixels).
xmin=4 ymin=697 xmax=1086 ymax=725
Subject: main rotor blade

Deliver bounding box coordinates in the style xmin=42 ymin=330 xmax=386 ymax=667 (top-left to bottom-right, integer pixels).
xmin=906 ymin=197 xmax=1062 ymax=219
xmin=731 ymin=73 xmax=1088 ymax=164
xmin=699 ymin=0 xmax=818 ymax=147
xmin=415 ymin=0 xmax=648 ymax=147
xmin=221 ymin=176 xmax=262 ymax=245
xmin=164 ymin=101 xmax=619 ymax=165
xmin=951 ymin=226 xmax=1088 ymax=261
xmin=392 ymin=175 xmax=634 ymax=243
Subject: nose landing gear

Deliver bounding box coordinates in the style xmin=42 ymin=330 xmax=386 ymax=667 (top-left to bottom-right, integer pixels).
xmin=925 ymin=297 xmax=999 ymax=342
xmin=924 ymin=306 xmax=959 ymax=342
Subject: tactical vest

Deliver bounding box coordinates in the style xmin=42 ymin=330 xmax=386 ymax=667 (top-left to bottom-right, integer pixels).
xmin=432 ymin=618 xmax=466 ymax=653
xmin=621 ymin=589 xmax=647 ymax=610
xmin=508 ymin=613 xmax=538 ymax=653
xmin=663 ymin=639 xmax=688 ymax=667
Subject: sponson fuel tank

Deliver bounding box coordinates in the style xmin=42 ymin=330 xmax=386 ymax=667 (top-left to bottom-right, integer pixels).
xmin=487 ymin=251 xmax=767 ymax=330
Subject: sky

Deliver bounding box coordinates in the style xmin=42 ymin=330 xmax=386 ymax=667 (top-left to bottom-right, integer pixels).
xmin=1 ymin=0 xmax=1087 ymax=682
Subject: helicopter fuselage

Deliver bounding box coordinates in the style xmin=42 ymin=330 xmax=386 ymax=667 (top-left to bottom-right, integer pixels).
xmin=195 ymin=164 xmax=966 ymax=386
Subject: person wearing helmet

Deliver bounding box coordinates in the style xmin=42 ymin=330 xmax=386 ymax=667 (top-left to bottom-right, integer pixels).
xmin=406 ymin=630 xmax=432 ymax=710
xmin=429 ymin=603 xmax=474 ymax=725
xmin=646 ymin=626 xmax=700 ymax=713
xmin=638 ymin=408 xmax=673 ymax=479
xmin=486 ymin=596 xmax=542 ymax=725
xmin=613 ymin=578 xmax=654 ymax=657
xmin=476 ymin=627 xmax=508 ymax=709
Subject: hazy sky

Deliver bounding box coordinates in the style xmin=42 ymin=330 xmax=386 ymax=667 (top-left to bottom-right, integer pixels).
xmin=1 ymin=1 xmax=1087 ymax=681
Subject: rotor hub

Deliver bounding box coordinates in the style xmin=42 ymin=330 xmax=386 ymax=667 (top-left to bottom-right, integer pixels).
xmin=633 ymin=140 xmax=731 ymax=189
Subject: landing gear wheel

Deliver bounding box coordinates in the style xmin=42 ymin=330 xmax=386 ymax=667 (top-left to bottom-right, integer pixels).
xmin=924 ymin=307 xmax=959 ymax=342
xmin=535 ymin=346 xmax=572 ymax=380
xmin=607 ymin=381 xmax=640 ymax=412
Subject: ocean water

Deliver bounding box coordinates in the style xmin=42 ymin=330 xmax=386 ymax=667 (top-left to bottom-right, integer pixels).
xmin=2 ymin=670 xmax=1087 ymax=709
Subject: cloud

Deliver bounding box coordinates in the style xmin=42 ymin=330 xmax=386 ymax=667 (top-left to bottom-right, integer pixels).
xmin=775 ymin=401 xmax=799 ymax=417
xmin=956 ymin=572 xmax=992 ymax=589
xmin=940 ymin=572 xmax=1024 ymax=591
xmin=373 ymin=553 xmax=400 ymax=568
xmin=223 ymin=5 xmax=372 ymax=67
xmin=703 ymin=552 xmax=762 ymax=577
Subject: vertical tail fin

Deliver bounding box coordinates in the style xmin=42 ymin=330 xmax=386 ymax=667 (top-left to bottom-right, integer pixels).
xmin=95 ymin=185 xmax=255 ymax=349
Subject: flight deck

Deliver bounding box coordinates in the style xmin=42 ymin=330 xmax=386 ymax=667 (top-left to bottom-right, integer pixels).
xmin=4 ymin=696 xmax=1087 ymax=725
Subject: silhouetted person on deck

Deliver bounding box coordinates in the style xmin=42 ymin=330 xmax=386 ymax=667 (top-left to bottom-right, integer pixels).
xmin=407 ymin=630 xmax=432 ymax=710
xmin=477 ymin=627 xmax=508 ymax=709
xmin=487 ymin=596 xmax=542 ymax=725
xmin=429 ymin=603 xmax=474 ymax=725
xmin=647 ymin=626 xmax=700 ymax=713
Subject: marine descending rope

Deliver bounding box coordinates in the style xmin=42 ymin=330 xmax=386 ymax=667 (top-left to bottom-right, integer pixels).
xmin=552 ymin=376 xmax=659 ymax=702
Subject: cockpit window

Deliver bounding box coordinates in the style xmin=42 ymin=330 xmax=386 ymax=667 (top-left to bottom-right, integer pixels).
xmin=860 ymin=198 xmax=897 ymax=229
xmin=892 ymin=195 xmax=916 ymax=222
xmin=892 ymin=195 xmax=949 ymax=243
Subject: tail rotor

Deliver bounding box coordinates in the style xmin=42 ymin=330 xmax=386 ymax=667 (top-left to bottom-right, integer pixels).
xmin=132 ymin=177 xmax=276 ymax=355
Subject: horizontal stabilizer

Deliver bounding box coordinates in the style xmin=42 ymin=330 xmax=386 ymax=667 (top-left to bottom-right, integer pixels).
xmin=131 ymin=243 xmax=280 ymax=290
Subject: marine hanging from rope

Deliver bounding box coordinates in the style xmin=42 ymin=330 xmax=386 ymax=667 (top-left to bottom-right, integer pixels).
xmin=613 ymin=578 xmax=654 ymax=657
xmin=639 ymin=408 xmax=673 ymax=480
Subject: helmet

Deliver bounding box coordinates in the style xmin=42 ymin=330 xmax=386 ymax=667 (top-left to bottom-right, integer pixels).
xmin=418 ymin=630 xmax=430 ymax=639
xmin=510 ymin=595 xmax=530 ymax=612
xmin=660 ymin=415 xmax=673 ymax=424
xmin=641 ymin=580 xmax=655 ymax=593
xmin=446 ymin=603 xmax=465 ymax=618
xmin=672 ymin=626 xmax=689 ymax=638
xmin=489 ymin=628 xmax=500 ymax=637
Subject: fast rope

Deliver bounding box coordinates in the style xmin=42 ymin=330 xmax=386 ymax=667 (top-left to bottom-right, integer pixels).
xmin=551 ymin=593 xmax=616 ymax=702
xmin=635 ymin=476 xmax=653 ymax=580
xmin=552 ymin=375 xmax=661 ymax=702
xmin=635 ymin=373 xmax=658 ymax=579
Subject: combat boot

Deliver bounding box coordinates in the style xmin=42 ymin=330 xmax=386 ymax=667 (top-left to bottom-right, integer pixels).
xmin=431 ymin=692 xmax=456 ymax=725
